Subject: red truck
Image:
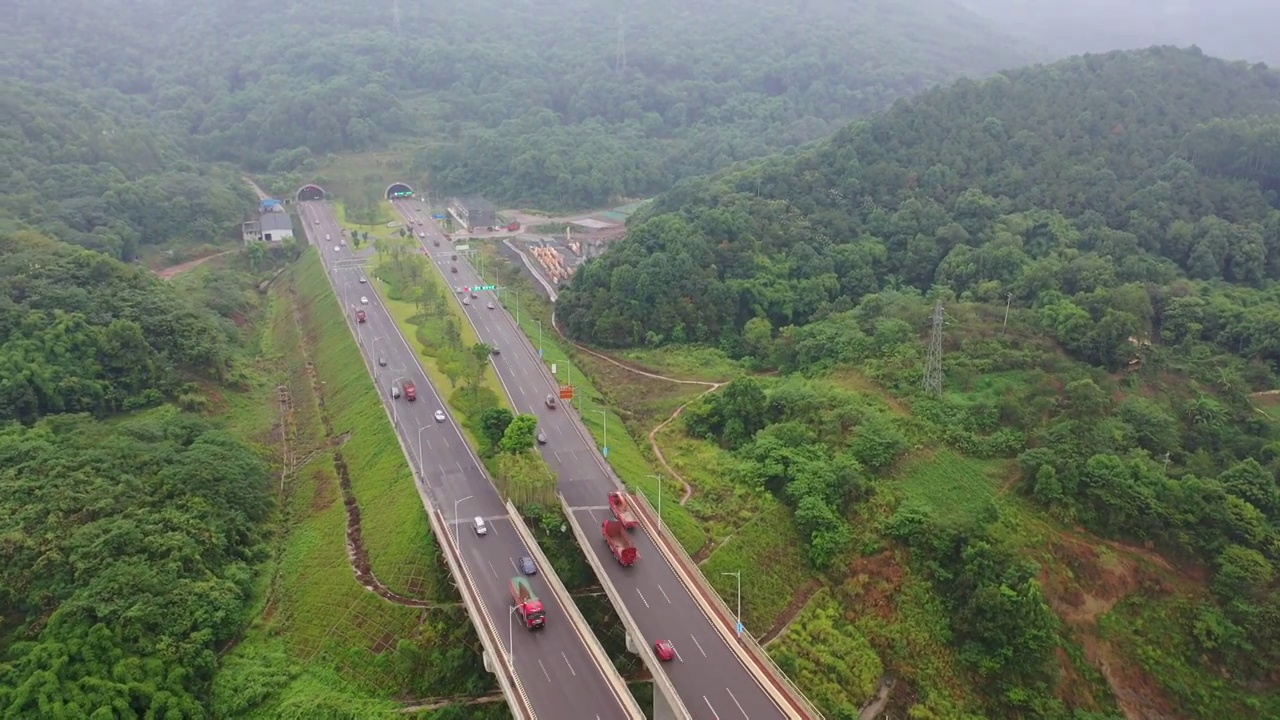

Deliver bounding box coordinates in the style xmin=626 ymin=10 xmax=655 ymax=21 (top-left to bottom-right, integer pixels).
xmin=510 ymin=576 xmax=546 ymax=629
xmin=504 ymin=221 xmax=520 ymax=231
xmin=603 ymin=519 xmax=638 ymax=566
xmin=607 ymin=492 xmax=638 ymax=530
xmin=403 ymin=381 xmax=416 ymax=401
xmin=355 ymin=309 xmax=367 ymax=323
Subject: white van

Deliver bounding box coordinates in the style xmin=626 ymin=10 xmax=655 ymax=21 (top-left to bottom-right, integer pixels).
xmin=473 ymin=517 xmax=488 ymax=536
xmin=325 ymin=233 xmax=331 ymax=241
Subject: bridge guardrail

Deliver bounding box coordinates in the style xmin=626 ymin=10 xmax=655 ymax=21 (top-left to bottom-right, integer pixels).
xmin=631 ymin=492 xmax=824 ymax=720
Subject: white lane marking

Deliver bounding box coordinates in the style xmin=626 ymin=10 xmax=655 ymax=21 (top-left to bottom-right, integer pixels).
xmin=537 ymin=659 xmax=551 ymax=683
xmin=704 ymin=696 xmax=719 ymax=718
xmin=487 ymin=561 xmax=498 ymax=579
xmin=691 ymin=634 xmax=707 ymax=657
xmin=658 ymin=585 xmax=672 ymax=604
xmin=437 ymin=465 xmax=448 ymax=477
xmin=422 ymin=439 xmax=432 ymax=451
xmin=726 ymin=688 xmax=748 ymax=717
xmin=636 ymin=589 xmax=650 ymax=608
xmin=561 ymin=652 xmax=576 ymax=676
xmin=588 ymin=508 xmax=599 ymax=523
xmin=509 ymin=557 xmax=519 ymax=572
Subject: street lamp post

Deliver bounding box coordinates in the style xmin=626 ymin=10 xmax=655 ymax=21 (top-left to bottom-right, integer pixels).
xmin=592 ymin=409 xmax=608 ymax=457
xmin=453 ymin=495 xmax=473 ymax=543
xmin=721 ymin=571 xmax=742 ymax=637
xmin=508 ymin=605 xmax=515 ymax=658
xmin=417 ymin=425 xmax=430 ymax=468
xmin=647 ymin=474 xmax=663 ymax=527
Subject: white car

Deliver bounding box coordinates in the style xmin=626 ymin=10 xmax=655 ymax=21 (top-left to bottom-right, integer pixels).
xmin=333 ymin=245 xmax=340 ymax=252
xmin=360 ymin=296 xmax=368 ymax=304
xmin=359 ymin=277 xmax=367 ymax=284
xmin=434 ymin=410 xmax=446 ymax=423
xmin=487 ymin=302 xmax=495 ymax=310
xmin=314 ymin=218 xmax=320 ymax=225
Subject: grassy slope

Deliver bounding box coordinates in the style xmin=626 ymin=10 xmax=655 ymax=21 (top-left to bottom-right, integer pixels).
xmin=212 ymin=250 xmax=496 ymax=716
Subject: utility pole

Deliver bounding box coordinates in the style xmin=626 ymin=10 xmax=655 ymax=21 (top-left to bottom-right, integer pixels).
xmin=923 ymin=301 xmax=944 ymax=395
xmin=1003 ymin=292 xmax=1013 ymax=331
xmin=615 ymin=12 xmax=627 ymax=73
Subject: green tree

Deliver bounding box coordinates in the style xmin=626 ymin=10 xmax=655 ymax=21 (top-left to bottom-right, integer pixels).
xmin=500 ymin=414 xmax=539 ymax=454
xmin=479 ymin=407 xmax=514 ymax=450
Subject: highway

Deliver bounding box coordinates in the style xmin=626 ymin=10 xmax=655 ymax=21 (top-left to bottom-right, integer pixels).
xmin=296 ymin=201 xmax=636 ymax=720
xmin=393 ymin=199 xmax=793 ymax=720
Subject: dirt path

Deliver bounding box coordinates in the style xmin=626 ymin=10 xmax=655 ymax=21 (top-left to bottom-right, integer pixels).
xmin=759 ymin=578 xmax=823 ymax=646
xmin=550 ymin=313 xmax=725 ymax=505
xmin=156 ymin=250 xmax=236 ymax=280
xmin=290 ymin=287 xmax=457 ymax=611
xmin=243 ymin=175 xmax=271 ymax=201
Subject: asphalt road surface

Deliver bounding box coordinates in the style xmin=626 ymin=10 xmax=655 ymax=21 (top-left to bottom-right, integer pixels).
xmin=297 ymin=201 xmax=633 ymax=720
xmin=393 ymin=199 xmax=789 ymax=720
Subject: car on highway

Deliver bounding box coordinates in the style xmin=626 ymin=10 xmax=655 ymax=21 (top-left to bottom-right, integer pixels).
xmin=360 ymin=296 xmax=368 ymax=304
xmin=390 ymin=385 xmax=401 ymax=399
xmin=434 ymin=409 xmax=446 ymax=423
xmin=314 ymin=218 xmax=320 ymax=225
xmin=545 ymin=394 xmax=557 ymax=409
xmin=333 ymin=245 xmax=340 ymax=252
xmin=487 ymin=301 xmax=495 ymax=309
xmin=518 ymin=556 xmax=537 ymax=575
xmin=473 ymin=517 xmax=488 ymax=536
xmin=451 ymin=266 xmax=458 ymax=273
xmin=462 ymin=297 xmax=470 ymax=305
xmin=359 ymin=276 xmax=367 ymax=283
xmin=378 ymin=357 xmax=387 ymax=367
xmin=537 ymin=430 xmax=547 ymax=445
xmin=654 ymin=640 xmax=676 ymax=662
xmin=491 ymin=347 xmax=500 ymax=355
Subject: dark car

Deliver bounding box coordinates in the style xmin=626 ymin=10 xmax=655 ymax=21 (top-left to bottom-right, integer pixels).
xmin=378 ymin=357 xmax=387 ymax=367
xmin=518 ymin=556 xmax=537 ymax=575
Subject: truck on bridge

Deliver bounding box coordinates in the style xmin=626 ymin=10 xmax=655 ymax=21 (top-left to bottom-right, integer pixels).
xmin=607 ymin=492 xmax=638 ymax=529
xmin=602 ymin=519 xmax=638 ymax=566
xmin=510 ymin=576 xmax=546 ymax=629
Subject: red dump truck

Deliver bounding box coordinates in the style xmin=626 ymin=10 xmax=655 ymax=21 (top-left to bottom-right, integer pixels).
xmin=603 ymin=519 xmax=638 ymax=566
xmin=510 ymin=576 xmax=546 ymax=629
xmin=403 ymin=381 xmax=416 ymax=401
xmin=355 ymin=309 xmax=367 ymax=323
xmin=607 ymin=491 xmax=638 ymax=530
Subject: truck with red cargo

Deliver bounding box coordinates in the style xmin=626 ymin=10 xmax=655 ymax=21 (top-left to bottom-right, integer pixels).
xmin=355 ymin=309 xmax=366 ymax=323
xmin=403 ymin=381 xmax=416 ymax=401
xmin=510 ymin=576 xmax=546 ymax=629
xmin=602 ymin=519 xmax=638 ymax=566
xmin=607 ymin=491 xmax=638 ymax=530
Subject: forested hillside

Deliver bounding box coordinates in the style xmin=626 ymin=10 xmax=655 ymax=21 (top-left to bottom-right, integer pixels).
xmin=958 ymin=0 xmax=1280 ymax=64
xmin=561 ymin=47 xmax=1280 ymax=353
xmin=559 ymin=47 xmax=1280 ymax=716
xmin=0 ymin=229 xmax=276 ymax=715
xmin=0 ymin=80 xmax=253 ymax=259
xmin=4 ymin=0 xmax=1031 ymax=209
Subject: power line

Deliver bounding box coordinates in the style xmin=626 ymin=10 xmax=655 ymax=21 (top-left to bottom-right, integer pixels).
xmin=923 ymin=301 xmax=944 ymax=395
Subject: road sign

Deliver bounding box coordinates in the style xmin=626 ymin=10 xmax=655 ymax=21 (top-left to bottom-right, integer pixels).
xmin=550 ymin=363 xmax=556 ymax=375
xmin=455 ymin=244 xmax=470 ymax=251
xmin=468 ymin=284 xmax=496 ymax=291
xmin=736 ymin=622 xmax=745 ymax=636
xmin=559 ymin=386 xmax=574 ymax=400
xmin=432 ymin=213 xmax=445 ymax=219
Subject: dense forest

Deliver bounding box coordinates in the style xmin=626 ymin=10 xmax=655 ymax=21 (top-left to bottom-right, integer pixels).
xmin=0 ymin=80 xmax=253 ymax=260
xmin=561 ymin=47 xmax=1280 ymax=715
xmin=0 ymin=230 xmax=275 ymax=714
xmin=4 ymin=0 xmax=1031 ymax=209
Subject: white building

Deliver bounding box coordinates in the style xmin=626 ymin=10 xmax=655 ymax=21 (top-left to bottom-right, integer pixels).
xmin=258 ymin=210 xmax=294 ymax=242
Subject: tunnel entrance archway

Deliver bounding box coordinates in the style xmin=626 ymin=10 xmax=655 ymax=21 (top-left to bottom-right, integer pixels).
xmin=296 ymin=184 xmax=326 ymax=201
xmin=386 ymin=183 xmax=415 ymax=200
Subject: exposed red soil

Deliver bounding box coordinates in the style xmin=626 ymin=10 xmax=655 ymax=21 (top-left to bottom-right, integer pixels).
xmin=1039 ymin=531 xmax=1182 ymax=719
xmin=155 ymin=249 xmax=235 ymax=279
xmin=843 ymin=551 xmax=907 ymax=623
